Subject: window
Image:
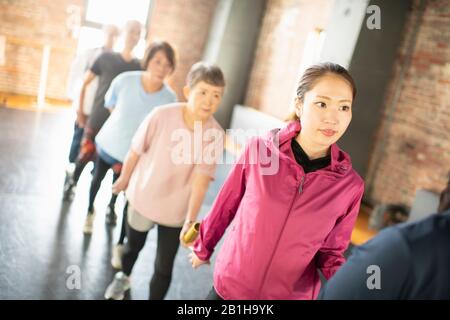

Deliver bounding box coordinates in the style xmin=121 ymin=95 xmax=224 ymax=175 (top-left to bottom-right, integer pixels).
xmin=84 ymin=0 xmax=151 ymax=28
xmin=76 ymin=0 xmax=151 ymax=58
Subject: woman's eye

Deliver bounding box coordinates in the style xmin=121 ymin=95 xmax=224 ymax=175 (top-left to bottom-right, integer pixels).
xmin=340 ymin=105 xmax=350 ymax=111
xmin=316 ymin=102 xmax=326 ymax=108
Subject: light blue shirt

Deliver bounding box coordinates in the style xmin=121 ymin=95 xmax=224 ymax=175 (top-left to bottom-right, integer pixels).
xmin=95 ymin=71 xmax=177 ymax=162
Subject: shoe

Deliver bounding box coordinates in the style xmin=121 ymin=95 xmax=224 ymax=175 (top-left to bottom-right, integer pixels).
xmin=83 ymin=211 xmax=95 ymax=234
xmin=105 ymin=205 xmax=117 ymax=226
xmin=104 ymin=272 xmax=130 ymax=300
xmin=111 ymin=244 xmax=124 ymax=269
xmin=65 ymin=163 xmax=75 ymax=176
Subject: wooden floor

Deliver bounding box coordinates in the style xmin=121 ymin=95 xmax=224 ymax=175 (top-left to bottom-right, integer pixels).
xmin=0 ymin=92 xmax=71 ymax=113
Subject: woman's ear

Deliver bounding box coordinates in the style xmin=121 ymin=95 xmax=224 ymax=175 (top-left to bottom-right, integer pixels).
xmin=183 ymin=86 xmax=190 ymax=101
xmin=294 ymin=97 xmax=303 ymax=119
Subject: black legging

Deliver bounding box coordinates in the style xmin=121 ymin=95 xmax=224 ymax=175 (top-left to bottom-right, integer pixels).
xmin=122 ymin=221 xmax=182 ymax=300
xmin=72 ymin=158 xmax=90 ymax=185
xmin=72 ymin=130 xmax=97 ymax=185
xmin=87 ymin=155 xmax=120 ymax=213
xmin=117 ymin=201 xmax=128 ymax=245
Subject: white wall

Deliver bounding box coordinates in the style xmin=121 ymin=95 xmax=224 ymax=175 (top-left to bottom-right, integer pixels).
xmin=319 ymin=0 xmax=370 ymax=68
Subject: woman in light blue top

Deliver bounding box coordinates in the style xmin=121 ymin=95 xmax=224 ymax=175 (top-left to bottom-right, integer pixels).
xmin=82 ymin=41 xmax=177 ymax=242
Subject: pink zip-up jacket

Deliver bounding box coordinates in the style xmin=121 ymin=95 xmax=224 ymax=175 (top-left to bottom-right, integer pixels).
xmin=193 ymin=121 xmax=364 ymax=300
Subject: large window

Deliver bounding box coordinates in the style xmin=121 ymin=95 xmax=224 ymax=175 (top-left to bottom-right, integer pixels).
xmin=84 ymin=0 xmax=150 ymax=28
xmin=76 ymin=0 xmax=152 ymax=57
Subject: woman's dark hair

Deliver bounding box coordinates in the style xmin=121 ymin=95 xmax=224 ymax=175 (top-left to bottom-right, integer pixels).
xmin=286 ymin=62 xmax=357 ymax=121
xmin=141 ymin=40 xmax=176 ymax=72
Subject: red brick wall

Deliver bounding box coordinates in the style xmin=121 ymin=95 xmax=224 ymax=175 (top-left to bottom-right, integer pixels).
xmin=0 ymin=0 xmax=218 ymax=101
xmin=367 ymin=0 xmax=450 ymax=206
xmin=0 ymin=0 xmax=82 ymax=100
xmin=244 ymin=0 xmax=334 ymax=119
xmin=146 ymin=0 xmax=219 ymax=100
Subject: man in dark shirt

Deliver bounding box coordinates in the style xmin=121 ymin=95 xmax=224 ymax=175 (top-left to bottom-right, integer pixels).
xmin=64 ymin=20 xmax=142 ymax=215
xmin=66 ymin=24 xmax=119 ymax=164
xmin=319 ymin=176 xmax=450 ymax=299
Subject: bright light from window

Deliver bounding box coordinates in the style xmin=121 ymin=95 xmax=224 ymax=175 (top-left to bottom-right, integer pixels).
xmin=85 ymin=0 xmax=150 ymax=27
xmin=76 ymin=26 xmax=104 ymax=55
xmin=133 ymin=39 xmax=147 ymax=59
xmin=113 ymin=36 xmax=147 ymax=59
xmin=77 ymin=27 xmax=146 ymax=59
xmin=76 ymin=0 xmax=150 ymax=58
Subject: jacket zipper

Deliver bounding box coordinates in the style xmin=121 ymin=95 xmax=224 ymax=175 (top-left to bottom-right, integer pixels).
xmin=298 ymin=175 xmax=305 ymax=193
xmin=258 ymin=173 xmax=305 ymax=298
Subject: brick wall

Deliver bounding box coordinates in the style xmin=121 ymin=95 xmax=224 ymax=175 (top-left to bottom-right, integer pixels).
xmin=0 ymin=0 xmax=81 ymax=100
xmin=0 ymin=0 xmax=218 ymax=102
xmin=244 ymin=0 xmax=334 ymax=119
xmin=367 ymin=0 xmax=450 ymax=206
xmin=146 ymin=0 xmax=219 ymax=100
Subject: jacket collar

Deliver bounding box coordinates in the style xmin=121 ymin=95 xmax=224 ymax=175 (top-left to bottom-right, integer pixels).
xmin=266 ymin=120 xmax=352 ymax=175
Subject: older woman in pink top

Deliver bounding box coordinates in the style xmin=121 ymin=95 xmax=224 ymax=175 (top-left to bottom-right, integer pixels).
xmin=191 ymin=63 xmax=365 ymax=300
xmin=104 ymin=62 xmax=226 ymax=300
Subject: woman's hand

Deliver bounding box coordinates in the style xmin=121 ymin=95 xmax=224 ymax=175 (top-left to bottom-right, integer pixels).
xmin=189 ymin=251 xmax=209 ymax=269
xmin=112 ymin=176 xmax=129 ymax=194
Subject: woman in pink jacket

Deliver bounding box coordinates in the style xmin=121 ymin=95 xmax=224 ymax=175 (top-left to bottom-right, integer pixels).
xmin=187 ymin=62 xmax=365 ymax=300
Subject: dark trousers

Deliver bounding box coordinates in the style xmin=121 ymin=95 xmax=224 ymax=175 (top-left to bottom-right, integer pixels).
xmin=87 ymin=155 xmax=119 ymax=213
xmin=117 ymin=201 xmax=128 ymax=245
xmin=122 ymin=222 xmax=182 ymax=300
xmin=68 ymin=123 xmax=84 ymax=163
xmin=72 ymin=127 xmax=97 ymax=184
